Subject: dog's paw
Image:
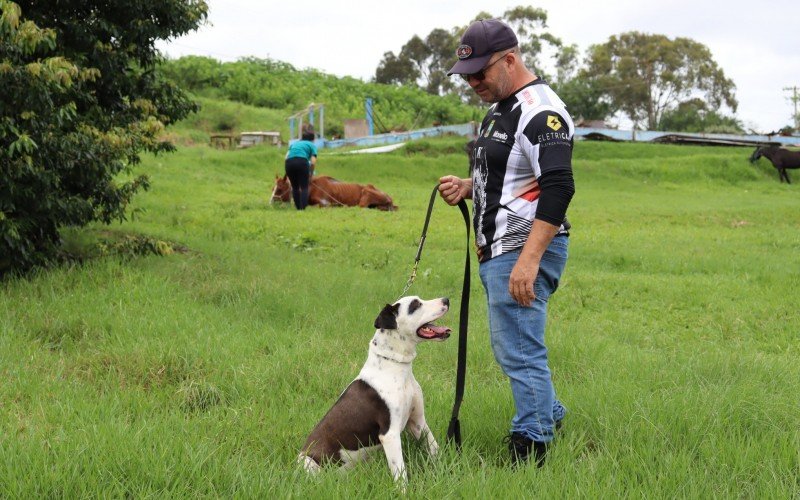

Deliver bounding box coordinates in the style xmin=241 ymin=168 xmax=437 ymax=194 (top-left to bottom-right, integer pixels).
xmin=428 ymin=439 xmax=440 ymax=457
xmin=298 ymin=454 xmax=320 ymax=474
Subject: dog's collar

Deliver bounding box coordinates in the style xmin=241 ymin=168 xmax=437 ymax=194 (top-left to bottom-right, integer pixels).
xmin=369 ymin=339 xmax=417 ymax=364
xmin=373 ymin=349 xmax=416 ymax=364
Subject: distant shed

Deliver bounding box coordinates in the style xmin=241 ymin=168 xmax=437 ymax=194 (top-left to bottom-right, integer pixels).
xmin=239 ymin=131 xmax=282 ymax=148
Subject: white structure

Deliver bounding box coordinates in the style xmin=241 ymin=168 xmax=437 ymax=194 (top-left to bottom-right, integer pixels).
xmin=239 ymin=131 xmax=281 ymax=148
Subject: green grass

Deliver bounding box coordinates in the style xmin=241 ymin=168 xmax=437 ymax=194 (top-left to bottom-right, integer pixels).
xmin=2 ymin=137 xmax=799 ymax=497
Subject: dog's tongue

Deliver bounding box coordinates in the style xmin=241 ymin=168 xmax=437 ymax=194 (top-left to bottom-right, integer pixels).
xmin=417 ymin=324 xmax=452 ymax=339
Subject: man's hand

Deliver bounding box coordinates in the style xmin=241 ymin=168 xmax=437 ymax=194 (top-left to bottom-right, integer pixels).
xmin=509 ymin=255 xmax=539 ymax=307
xmin=438 ymin=175 xmax=472 ymax=206
xmin=509 ymin=220 xmax=560 ymax=306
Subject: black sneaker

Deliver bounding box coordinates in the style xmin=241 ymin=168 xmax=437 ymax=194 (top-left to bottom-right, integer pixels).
xmin=505 ymin=432 xmax=548 ymax=467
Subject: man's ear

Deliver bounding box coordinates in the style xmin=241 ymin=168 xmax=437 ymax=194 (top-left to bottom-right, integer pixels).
xmin=374 ymin=303 xmax=400 ymax=330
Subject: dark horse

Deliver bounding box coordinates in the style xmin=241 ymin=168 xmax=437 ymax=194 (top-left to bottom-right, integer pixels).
xmin=749 ymin=146 xmax=800 ymax=183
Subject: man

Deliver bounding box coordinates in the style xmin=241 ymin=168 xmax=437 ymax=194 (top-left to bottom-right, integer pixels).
xmin=438 ymin=18 xmax=575 ymax=467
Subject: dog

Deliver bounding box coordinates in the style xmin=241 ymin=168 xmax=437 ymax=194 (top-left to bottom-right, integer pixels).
xmin=298 ymin=296 xmax=451 ymax=487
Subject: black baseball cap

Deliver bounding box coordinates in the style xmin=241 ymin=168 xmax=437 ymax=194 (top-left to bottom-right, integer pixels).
xmin=447 ymin=19 xmax=518 ymax=76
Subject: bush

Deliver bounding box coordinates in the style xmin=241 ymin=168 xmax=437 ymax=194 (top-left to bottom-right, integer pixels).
xmin=0 ymin=0 xmax=206 ymax=276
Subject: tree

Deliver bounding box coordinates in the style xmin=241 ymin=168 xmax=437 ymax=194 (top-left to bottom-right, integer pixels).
xmin=421 ymin=28 xmax=460 ymax=96
xmin=0 ymin=0 xmax=207 ymax=275
xmin=550 ymin=44 xmax=613 ymax=122
xmin=374 ymin=5 xmax=561 ymax=98
xmin=657 ymin=98 xmax=743 ymax=134
xmin=584 ymin=32 xmax=737 ymax=130
xmin=374 ymin=50 xmax=419 ymax=86
xmin=501 ymin=6 xmax=561 ymax=78
xmin=375 ymin=29 xmax=459 ymax=95
xmin=553 ymin=78 xmax=614 ymax=123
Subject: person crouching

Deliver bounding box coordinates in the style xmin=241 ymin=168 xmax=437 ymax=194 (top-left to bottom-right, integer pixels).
xmin=284 ymin=131 xmax=318 ymax=210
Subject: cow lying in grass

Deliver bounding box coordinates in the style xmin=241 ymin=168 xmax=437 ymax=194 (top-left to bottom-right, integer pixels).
xmin=270 ymin=175 xmax=397 ymax=211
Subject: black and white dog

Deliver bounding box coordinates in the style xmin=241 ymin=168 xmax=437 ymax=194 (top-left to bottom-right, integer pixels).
xmin=299 ymin=296 xmax=451 ymax=486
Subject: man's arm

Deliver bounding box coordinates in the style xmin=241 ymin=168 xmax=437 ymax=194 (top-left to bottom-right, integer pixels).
xmin=509 ymin=110 xmax=576 ymax=306
xmin=509 ymin=167 xmax=574 ymax=307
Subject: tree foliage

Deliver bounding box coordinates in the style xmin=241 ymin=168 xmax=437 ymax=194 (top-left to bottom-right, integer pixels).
xmin=657 ymin=98 xmax=743 ymax=134
xmin=550 ymin=44 xmax=613 ymax=122
xmin=374 ymin=49 xmax=418 ymax=87
xmin=584 ymin=32 xmax=737 ymax=129
xmin=374 ymin=5 xmax=561 ymax=100
xmin=0 ymin=0 xmax=207 ymax=275
xmin=501 ymin=6 xmax=561 ymax=77
xmin=553 ymin=78 xmax=614 ymax=123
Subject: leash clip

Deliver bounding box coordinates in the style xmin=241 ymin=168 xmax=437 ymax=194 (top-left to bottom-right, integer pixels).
xmin=400 ymin=262 xmax=418 ymax=297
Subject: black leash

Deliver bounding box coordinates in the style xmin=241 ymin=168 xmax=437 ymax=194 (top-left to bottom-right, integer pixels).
xmin=402 ymin=185 xmax=471 ymax=450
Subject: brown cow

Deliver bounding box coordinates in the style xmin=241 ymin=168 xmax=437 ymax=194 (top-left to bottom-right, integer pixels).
xmin=270 ymin=175 xmax=398 ymax=211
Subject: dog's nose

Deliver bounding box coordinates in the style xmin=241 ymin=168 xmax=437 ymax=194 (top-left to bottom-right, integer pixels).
xmin=442 ymin=297 xmax=450 ymax=307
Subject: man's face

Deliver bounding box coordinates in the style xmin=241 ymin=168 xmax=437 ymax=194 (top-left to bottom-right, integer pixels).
xmin=464 ymin=51 xmax=514 ymax=103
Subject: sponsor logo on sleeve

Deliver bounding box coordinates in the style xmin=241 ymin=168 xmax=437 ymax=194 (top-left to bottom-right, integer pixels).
xmin=537 ymin=131 xmax=571 ymax=145
xmin=538 ymin=115 xmax=571 ymax=146
xmin=547 ymin=115 xmax=562 ymax=131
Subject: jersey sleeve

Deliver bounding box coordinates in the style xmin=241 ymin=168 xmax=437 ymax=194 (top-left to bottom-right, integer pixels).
xmin=522 ymin=111 xmax=575 ymax=226
xmin=523 ymin=111 xmax=572 ymax=173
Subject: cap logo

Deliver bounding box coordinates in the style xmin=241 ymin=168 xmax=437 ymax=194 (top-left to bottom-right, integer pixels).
xmin=456 ymin=45 xmax=473 ymax=59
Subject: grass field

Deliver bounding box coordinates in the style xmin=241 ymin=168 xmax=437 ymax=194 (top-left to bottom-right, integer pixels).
xmin=1 ymin=137 xmax=799 ymax=497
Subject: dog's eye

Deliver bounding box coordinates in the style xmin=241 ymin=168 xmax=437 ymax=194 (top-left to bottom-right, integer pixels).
xmin=408 ymin=299 xmax=422 ymax=315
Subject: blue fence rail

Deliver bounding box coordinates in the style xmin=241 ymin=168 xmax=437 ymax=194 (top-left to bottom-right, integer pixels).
xmin=300 ymin=123 xmax=800 ymax=150
xmin=314 ymin=122 xmax=478 ymax=150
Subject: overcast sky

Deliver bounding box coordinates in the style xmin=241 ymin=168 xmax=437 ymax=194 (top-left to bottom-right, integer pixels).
xmin=157 ymin=0 xmax=800 ymax=133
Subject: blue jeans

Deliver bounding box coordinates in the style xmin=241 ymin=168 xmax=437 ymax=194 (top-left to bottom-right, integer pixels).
xmin=478 ymin=235 xmax=569 ymax=443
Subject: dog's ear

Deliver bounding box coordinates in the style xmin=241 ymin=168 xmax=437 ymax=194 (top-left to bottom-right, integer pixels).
xmin=374 ymin=303 xmax=400 ymax=330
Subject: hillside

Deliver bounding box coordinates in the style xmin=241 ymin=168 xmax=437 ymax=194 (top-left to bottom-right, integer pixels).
xmin=161 ymin=56 xmax=484 ymax=144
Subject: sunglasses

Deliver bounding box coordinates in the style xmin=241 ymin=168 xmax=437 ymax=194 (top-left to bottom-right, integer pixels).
xmin=460 ymin=54 xmax=507 ymax=82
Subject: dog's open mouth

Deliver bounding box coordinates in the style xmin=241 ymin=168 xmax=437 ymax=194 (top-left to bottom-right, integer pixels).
xmin=416 ymin=323 xmax=451 ymax=340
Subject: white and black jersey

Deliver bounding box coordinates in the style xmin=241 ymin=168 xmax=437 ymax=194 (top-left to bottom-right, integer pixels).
xmin=471 ymin=79 xmax=575 ymax=262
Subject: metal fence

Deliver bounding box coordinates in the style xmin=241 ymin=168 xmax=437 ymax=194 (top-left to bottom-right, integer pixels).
xmin=304 ymin=123 xmax=800 ymax=150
